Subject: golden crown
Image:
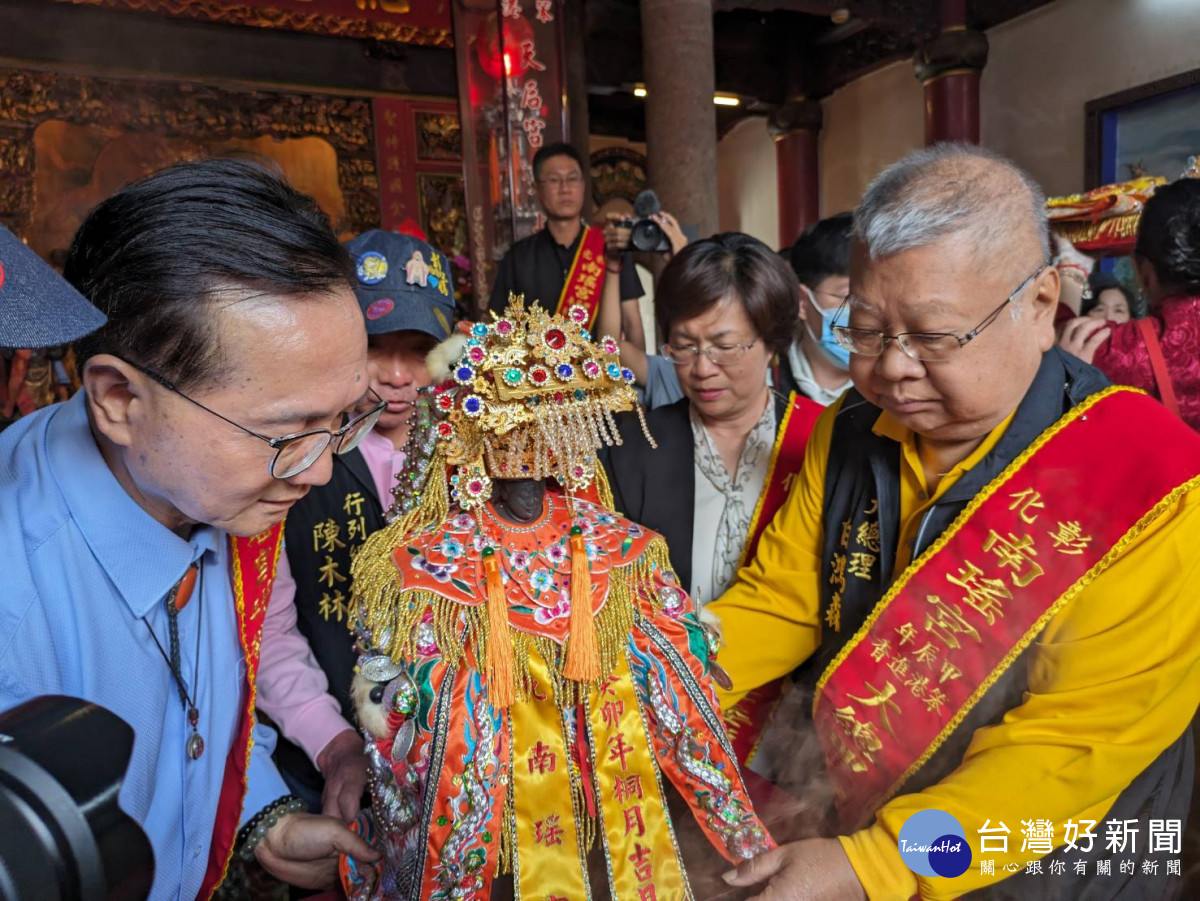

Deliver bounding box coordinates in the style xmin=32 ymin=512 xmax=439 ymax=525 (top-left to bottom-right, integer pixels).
xmin=428 ymin=297 xmax=653 ymax=508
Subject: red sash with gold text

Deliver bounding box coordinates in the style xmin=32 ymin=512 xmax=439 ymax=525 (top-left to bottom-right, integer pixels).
xmin=199 ymin=522 xmax=286 ymax=899
xmin=725 ymin=393 xmax=823 ymax=764
xmin=555 ymin=225 xmax=607 ymax=331
xmin=813 ymin=387 xmax=1200 ymax=829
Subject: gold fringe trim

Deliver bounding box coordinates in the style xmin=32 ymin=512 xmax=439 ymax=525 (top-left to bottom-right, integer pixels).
xmin=592 ymin=464 xmax=615 ymax=511
xmin=1053 ymin=214 xmax=1140 ymax=247
xmin=351 ymin=445 xmax=624 ymax=651
xmin=354 ymin=534 xmax=674 ymax=711
xmin=499 ymin=778 xmax=516 ymax=875
xmin=563 ymin=706 xmax=600 ymax=859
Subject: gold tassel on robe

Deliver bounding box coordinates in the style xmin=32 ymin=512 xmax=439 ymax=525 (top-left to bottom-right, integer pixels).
xmin=483 ymin=548 xmax=516 ymax=708
xmin=563 ymin=527 xmax=601 ymax=682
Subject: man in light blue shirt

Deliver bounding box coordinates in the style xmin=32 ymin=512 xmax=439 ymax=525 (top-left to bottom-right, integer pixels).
xmin=0 ymin=159 xmax=379 ymax=898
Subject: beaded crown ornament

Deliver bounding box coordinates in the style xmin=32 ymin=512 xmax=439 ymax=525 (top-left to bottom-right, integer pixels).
xmin=424 ymin=297 xmax=655 ymax=511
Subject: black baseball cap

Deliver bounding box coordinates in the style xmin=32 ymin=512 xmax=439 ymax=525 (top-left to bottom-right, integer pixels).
xmin=345 ymin=230 xmax=455 ymax=341
xmin=0 ymin=225 xmax=106 ymax=348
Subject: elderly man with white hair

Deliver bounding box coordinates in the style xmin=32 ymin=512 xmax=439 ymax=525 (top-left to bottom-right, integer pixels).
xmin=710 ymin=144 xmax=1200 ymax=899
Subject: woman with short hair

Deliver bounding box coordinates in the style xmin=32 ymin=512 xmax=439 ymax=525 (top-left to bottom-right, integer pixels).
xmin=1082 ymin=272 xmax=1144 ymax=323
xmin=604 ymin=232 xmax=820 ymax=763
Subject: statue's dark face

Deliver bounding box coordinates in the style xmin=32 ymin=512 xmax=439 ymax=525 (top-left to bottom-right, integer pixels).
xmin=491 ymin=478 xmax=547 ymax=524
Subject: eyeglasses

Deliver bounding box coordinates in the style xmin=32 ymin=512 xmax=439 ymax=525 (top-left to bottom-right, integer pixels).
xmin=661 ymin=339 xmax=760 ymax=367
xmin=831 ymin=265 xmax=1047 ymax=362
xmin=126 ymin=361 xmax=386 ymax=479
xmin=537 ymin=174 xmax=583 ymax=189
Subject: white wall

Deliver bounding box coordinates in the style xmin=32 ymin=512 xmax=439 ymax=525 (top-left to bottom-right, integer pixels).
xmin=983 ymin=0 xmax=1200 ymax=196
xmin=819 ymin=0 xmax=1200 ymax=205
xmin=820 ymin=59 xmax=925 ymax=215
xmin=717 ymin=116 xmax=779 ymax=247
xmin=713 ymin=0 xmax=1200 ymax=236
xmin=711 ymin=59 xmax=925 ymax=247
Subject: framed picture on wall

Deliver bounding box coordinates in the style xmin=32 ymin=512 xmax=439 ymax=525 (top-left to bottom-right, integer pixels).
xmin=1084 ymin=69 xmax=1200 ymax=281
xmin=1085 ymin=68 xmax=1200 ymax=189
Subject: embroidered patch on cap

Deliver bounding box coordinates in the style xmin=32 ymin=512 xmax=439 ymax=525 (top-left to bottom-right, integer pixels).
xmin=356 ymin=251 xmax=389 ymax=285
xmin=0 ymin=261 xmax=6 ymax=291
xmin=366 ymin=298 xmax=395 ymax=320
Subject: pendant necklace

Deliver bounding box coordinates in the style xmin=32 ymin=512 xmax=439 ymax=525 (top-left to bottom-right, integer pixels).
xmin=144 ymin=562 xmax=205 ymax=761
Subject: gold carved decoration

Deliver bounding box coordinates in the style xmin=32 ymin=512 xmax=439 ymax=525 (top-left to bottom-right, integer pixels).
xmin=418 ymin=172 xmax=467 ymax=259
xmin=415 ymin=112 xmax=462 ymax=160
xmin=0 ymin=66 xmax=380 ymax=241
xmin=55 ymin=0 xmax=453 ymax=48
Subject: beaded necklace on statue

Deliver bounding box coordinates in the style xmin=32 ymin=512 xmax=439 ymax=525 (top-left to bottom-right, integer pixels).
xmin=482 ymin=493 xmax=556 ymax=534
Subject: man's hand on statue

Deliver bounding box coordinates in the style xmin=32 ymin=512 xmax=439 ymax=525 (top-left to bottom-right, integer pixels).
xmin=255 ymin=811 xmax=380 ymax=889
xmin=603 ymin=211 xmax=633 ymax=256
xmin=317 ymin=727 xmax=369 ymax=822
xmin=722 ymin=838 xmax=867 ymax=901
xmin=1057 ymin=315 xmax=1111 ymax=364
xmin=653 ymin=210 xmax=689 ymax=256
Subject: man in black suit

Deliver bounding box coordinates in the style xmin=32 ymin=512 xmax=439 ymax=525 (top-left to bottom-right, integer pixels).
xmin=489 ymin=142 xmax=643 ymax=325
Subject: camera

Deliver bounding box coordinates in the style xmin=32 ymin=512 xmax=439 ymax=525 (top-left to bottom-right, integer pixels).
xmin=0 ymin=695 xmax=154 ymax=901
xmin=621 ymin=189 xmax=671 ymax=253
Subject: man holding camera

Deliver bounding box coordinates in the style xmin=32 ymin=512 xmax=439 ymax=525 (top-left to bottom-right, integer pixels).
xmin=488 ymin=142 xmax=644 ymax=330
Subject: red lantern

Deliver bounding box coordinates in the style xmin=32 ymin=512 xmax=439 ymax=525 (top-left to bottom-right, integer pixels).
xmin=474 ymin=13 xmax=535 ymax=80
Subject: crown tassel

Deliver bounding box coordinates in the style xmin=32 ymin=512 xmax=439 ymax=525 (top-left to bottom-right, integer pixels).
xmin=482 ymin=549 xmax=516 ymax=708
xmin=563 ymin=526 xmax=601 ymax=682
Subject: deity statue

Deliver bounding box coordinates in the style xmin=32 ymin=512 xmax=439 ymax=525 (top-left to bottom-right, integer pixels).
xmin=340 ymin=300 xmax=772 ymax=900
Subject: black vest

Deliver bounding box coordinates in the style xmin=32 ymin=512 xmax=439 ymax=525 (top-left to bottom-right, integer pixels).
xmin=817 ymin=349 xmax=1191 ymax=898
xmin=273 ymin=450 xmax=387 ymax=792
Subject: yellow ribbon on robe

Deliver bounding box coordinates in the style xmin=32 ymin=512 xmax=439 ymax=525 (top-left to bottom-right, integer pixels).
xmin=588 ymin=653 xmax=689 ymax=901
xmin=511 ymin=647 xmax=590 ymax=900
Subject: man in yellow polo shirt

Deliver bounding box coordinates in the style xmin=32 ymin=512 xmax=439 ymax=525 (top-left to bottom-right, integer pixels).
xmin=712 ymin=144 xmax=1200 ymax=900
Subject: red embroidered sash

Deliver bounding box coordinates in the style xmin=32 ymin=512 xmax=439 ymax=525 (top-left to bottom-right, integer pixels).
xmin=199 ymin=522 xmax=286 ymax=899
xmin=740 ymin=393 xmax=823 ymax=569
xmin=813 ymin=387 xmax=1200 ymax=829
xmin=725 ymin=393 xmax=822 ymax=764
xmin=554 ymin=226 xmax=607 ymax=332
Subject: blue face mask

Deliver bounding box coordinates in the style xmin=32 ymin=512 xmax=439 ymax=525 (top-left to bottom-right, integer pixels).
xmin=803 ymin=286 xmax=851 ymax=369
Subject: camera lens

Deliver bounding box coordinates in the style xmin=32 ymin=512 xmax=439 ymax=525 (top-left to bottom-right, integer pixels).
xmin=0 ymin=697 xmax=154 ymax=901
xmin=631 ymin=220 xmax=663 ymax=253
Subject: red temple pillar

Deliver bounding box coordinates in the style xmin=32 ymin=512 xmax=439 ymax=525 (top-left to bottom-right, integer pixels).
xmin=914 ymin=0 xmax=988 ymax=145
xmin=769 ymin=98 xmax=823 ymax=249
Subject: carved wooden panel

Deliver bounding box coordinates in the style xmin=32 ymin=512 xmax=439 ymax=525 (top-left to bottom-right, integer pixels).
xmin=0 ymin=66 xmax=379 ymax=252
